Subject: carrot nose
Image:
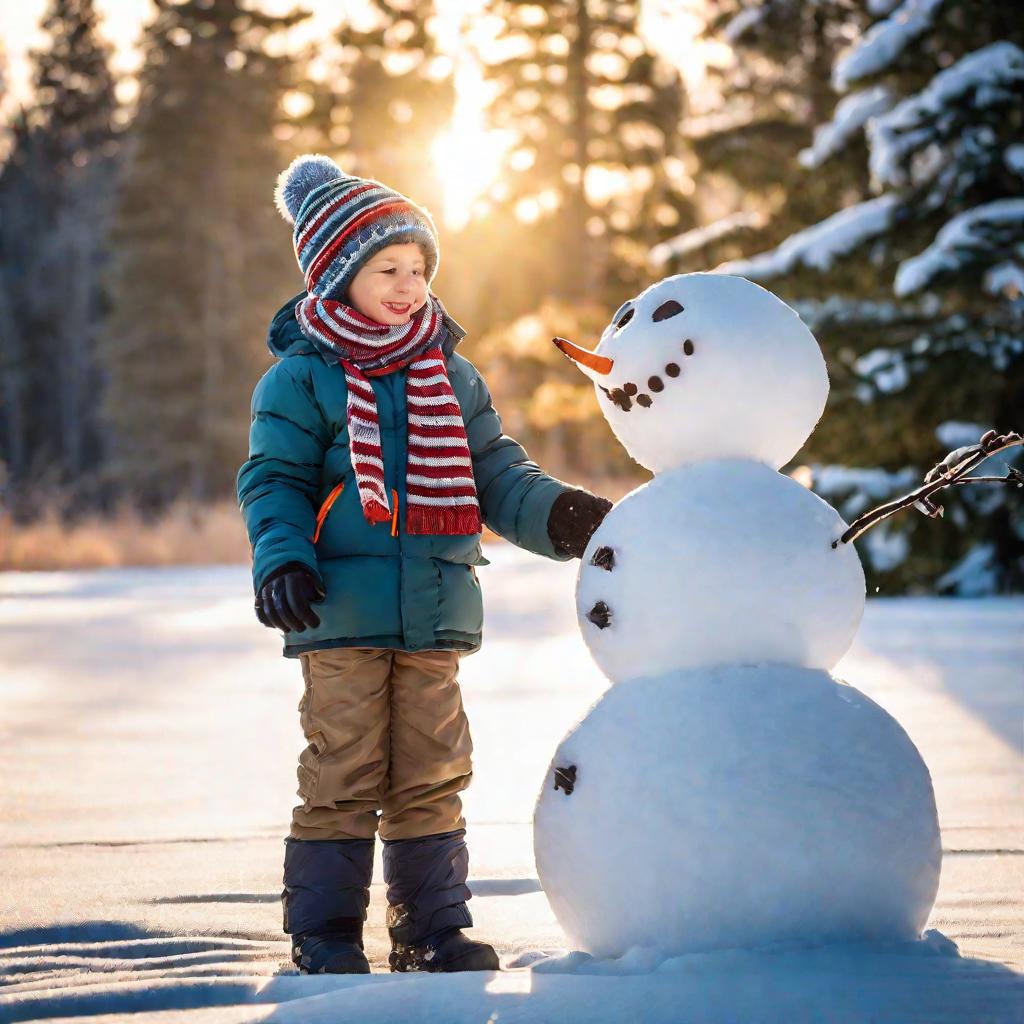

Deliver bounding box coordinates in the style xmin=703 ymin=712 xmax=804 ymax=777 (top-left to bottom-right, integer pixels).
xmin=552 ymin=337 xmax=614 ymax=379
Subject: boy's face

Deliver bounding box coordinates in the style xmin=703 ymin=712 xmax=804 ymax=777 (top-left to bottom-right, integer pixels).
xmin=346 ymin=243 xmax=429 ymax=325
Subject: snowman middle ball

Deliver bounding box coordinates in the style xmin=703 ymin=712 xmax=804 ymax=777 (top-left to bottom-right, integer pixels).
xmin=578 ymin=460 xmax=865 ymax=679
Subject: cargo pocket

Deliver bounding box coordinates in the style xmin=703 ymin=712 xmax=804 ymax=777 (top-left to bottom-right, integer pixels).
xmin=298 ymin=654 xmax=315 ymax=717
xmin=297 ymin=730 xmax=326 ymax=806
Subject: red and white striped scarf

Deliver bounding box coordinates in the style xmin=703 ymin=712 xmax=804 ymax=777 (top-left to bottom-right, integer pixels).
xmin=296 ymin=293 xmax=482 ymax=536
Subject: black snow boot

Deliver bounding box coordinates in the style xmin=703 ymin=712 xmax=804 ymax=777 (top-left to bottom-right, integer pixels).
xmin=383 ymin=829 xmax=499 ymax=973
xmin=389 ymin=926 xmax=499 ymax=973
xmin=282 ymin=837 xmax=374 ymax=974
xmin=292 ymin=919 xmax=369 ymax=975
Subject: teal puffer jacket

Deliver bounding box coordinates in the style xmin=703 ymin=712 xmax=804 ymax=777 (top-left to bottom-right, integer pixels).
xmin=237 ymin=294 xmax=574 ymax=658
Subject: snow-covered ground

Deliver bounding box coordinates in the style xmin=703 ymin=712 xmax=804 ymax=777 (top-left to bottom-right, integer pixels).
xmin=1 ymin=544 xmax=1021 ymax=1022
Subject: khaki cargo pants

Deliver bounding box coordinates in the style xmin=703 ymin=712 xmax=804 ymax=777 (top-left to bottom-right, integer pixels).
xmin=290 ymin=647 xmax=473 ymax=842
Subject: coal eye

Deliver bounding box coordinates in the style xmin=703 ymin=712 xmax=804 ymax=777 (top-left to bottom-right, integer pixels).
xmin=616 ymin=308 xmax=634 ymax=330
xmin=652 ymin=300 xmax=684 ymax=322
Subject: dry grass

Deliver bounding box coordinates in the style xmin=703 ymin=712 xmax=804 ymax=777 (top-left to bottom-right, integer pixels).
xmin=0 ymin=499 xmax=252 ymax=572
xmin=0 ymin=475 xmax=641 ymax=572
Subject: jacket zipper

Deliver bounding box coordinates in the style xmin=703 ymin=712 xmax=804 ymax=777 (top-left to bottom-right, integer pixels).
xmin=316 ymin=369 xmax=401 ymax=543
xmin=313 ymin=481 xmax=345 ymax=544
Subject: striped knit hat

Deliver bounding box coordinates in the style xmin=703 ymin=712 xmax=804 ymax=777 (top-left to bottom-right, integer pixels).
xmin=274 ymin=154 xmax=440 ymax=301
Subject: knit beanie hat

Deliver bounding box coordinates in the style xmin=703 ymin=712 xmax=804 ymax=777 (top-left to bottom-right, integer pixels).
xmin=274 ymin=154 xmax=440 ymax=301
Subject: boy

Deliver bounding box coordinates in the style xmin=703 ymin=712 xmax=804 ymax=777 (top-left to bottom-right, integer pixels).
xmin=237 ymin=155 xmax=610 ymax=974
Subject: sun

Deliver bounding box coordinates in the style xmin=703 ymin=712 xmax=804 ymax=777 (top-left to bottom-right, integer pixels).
xmin=431 ymin=85 xmax=510 ymax=230
xmin=430 ymin=0 xmax=510 ymax=229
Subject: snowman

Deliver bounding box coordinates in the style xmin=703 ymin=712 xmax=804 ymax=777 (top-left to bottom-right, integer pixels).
xmin=533 ymin=273 xmax=941 ymax=959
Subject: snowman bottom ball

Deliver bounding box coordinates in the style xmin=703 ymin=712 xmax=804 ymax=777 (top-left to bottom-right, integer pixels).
xmin=533 ymin=665 xmax=941 ymax=959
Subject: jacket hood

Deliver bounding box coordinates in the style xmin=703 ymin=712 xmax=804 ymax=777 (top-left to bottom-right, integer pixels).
xmin=268 ymin=293 xmax=317 ymax=358
xmin=267 ymin=292 xmax=467 ymax=362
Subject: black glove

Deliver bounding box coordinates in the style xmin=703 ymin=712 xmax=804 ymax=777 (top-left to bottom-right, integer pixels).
xmin=255 ymin=563 xmax=325 ymax=633
xmin=547 ymin=488 xmax=613 ymax=559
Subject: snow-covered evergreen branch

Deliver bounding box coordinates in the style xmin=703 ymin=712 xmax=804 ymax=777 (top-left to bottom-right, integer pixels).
xmin=799 ymin=86 xmax=894 ymax=170
xmin=833 ymin=0 xmax=945 ymax=91
xmin=894 ymin=198 xmax=1024 ymax=295
xmin=866 ymin=42 xmax=1024 ymax=190
xmin=717 ymin=195 xmax=899 ymax=278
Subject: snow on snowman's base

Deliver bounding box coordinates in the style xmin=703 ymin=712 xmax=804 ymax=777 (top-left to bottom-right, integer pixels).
xmin=513 ymin=926 xmax=961 ymax=975
xmin=534 ymin=664 xmax=941 ymax=960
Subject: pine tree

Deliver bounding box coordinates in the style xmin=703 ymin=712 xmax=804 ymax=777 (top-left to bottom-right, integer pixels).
xmin=99 ymin=0 xmax=307 ymax=508
xmin=657 ymin=1 xmax=871 ymax=281
xmin=710 ymin=1 xmax=1024 ymax=592
xmin=31 ymin=0 xmax=118 ymax=169
xmin=0 ymin=114 xmax=43 ymax=509
xmin=0 ymin=0 xmax=119 ymax=512
xmin=482 ymin=0 xmax=690 ymax=303
xmin=0 ymin=38 xmax=9 ymax=128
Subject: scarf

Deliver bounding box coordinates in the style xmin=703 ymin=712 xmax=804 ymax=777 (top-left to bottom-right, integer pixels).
xmin=296 ymin=293 xmax=482 ymax=536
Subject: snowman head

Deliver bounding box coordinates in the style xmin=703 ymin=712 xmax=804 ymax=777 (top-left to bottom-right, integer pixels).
xmin=554 ymin=274 xmax=829 ymax=472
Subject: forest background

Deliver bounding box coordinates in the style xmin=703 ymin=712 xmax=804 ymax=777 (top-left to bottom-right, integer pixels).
xmin=0 ymin=0 xmax=1021 ymax=594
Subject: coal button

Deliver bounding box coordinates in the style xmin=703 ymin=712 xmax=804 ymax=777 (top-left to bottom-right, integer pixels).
xmin=554 ymin=765 xmax=577 ymax=795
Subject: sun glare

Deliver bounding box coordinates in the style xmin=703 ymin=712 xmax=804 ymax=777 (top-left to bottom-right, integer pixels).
xmin=431 ymin=97 xmax=510 ymax=230
xmin=431 ymin=0 xmax=511 ymax=229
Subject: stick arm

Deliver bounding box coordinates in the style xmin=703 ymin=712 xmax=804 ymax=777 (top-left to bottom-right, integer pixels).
xmin=834 ymin=430 xmax=1023 ymax=548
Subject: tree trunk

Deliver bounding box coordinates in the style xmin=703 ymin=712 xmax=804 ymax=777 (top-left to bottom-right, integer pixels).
xmin=60 ymin=206 xmax=90 ymax=484
xmin=565 ymin=0 xmax=599 ymax=302
xmin=0 ymin=274 xmax=26 ymax=489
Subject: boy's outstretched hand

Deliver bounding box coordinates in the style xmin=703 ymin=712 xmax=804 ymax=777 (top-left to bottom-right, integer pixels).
xmin=547 ymin=489 xmax=614 ymax=559
xmin=256 ymin=564 xmax=326 ymax=633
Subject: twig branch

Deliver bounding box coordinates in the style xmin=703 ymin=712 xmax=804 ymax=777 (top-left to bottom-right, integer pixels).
xmin=834 ymin=430 xmax=1023 ymax=547
xmin=952 ymin=472 xmax=1024 ymax=487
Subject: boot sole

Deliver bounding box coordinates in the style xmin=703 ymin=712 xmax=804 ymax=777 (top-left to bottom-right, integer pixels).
xmin=389 ymin=948 xmax=500 ymax=973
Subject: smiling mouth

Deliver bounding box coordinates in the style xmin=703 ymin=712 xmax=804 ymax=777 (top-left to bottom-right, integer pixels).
xmin=600 ymin=339 xmax=696 ymax=412
xmin=383 ymin=302 xmax=412 ymax=314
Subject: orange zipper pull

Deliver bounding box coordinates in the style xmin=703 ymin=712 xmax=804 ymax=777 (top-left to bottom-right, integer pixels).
xmin=390 ymin=488 xmax=399 ymax=537
xmin=313 ymin=481 xmax=345 ymax=544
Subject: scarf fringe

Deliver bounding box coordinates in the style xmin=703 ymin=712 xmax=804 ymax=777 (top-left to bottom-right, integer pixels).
xmin=407 ymin=504 xmax=482 ymax=537
xmin=361 ymin=498 xmax=393 ymax=524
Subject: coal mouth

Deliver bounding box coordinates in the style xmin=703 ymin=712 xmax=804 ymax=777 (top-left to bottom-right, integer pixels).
xmin=599 ymin=339 xmax=695 ymax=412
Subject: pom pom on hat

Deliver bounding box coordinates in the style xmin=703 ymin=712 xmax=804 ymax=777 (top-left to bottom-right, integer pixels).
xmin=274 ymin=153 xmax=345 ymax=225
